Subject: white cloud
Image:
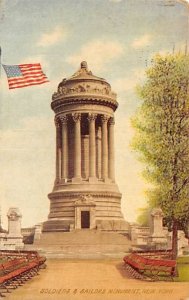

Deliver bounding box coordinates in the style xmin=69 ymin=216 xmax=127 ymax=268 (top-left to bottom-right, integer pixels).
xmin=132 ymin=34 xmax=152 ymax=49
xmin=37 ymin=26 xmax=67 ymax=47
xmin=19 ymin=55 xmax=49 ymax=69
xmin=112 ymin=68 xmax=145 ymax=93
xmin=66 ymin=39 xmax=124 ymax=73
xmin=112 ymin=77 xmax=137 ymax=93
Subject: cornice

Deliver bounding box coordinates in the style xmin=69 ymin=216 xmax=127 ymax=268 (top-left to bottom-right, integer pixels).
xmin=48 ymin=191 xmax=122 ymax=199
xmin=51 ymin=96 xmax=118 ymax=112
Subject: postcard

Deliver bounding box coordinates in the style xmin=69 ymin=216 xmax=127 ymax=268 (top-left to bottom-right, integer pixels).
xmin=0 ymin=0 xmax=189 ymax=299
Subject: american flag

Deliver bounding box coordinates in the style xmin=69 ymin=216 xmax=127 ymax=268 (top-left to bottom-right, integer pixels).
xmin=2 ymin=63 xmax=49 ymax=89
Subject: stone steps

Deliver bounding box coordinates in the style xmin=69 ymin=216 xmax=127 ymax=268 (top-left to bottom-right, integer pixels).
xmin=29 ymin=230 xmax=132 ymax=258
xmin=24 ymin=245 xmax=130 ymax=259
xmin=34 ymin=230 xmax=130 ymax=245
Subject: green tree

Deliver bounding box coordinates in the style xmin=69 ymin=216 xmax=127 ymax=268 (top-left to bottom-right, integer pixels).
xmin=136 ymin=207 xmax=151 ymax=226
xmin=132 ymin=53 xmax=189 ymax=259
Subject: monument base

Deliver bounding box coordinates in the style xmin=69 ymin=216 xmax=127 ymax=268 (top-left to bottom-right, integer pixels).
xmin=30 ymin=229 xmax=132 ymax=258
xmin=44 ymin=182 xmax=127 ymax=232
xmin=42 ymin=218 xmax=129 ymax=232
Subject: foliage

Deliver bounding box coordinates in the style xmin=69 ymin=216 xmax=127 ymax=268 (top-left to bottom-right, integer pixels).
xmin=132 ymin=53 xmax=189 ymax=253
xmin=136 ymin=206 xmax=151 ymax=226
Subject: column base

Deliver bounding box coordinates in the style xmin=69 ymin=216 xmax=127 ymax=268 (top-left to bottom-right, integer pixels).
xmin=54 ymin=178 xmax=61 ymax=185
xmin=72 ymin=177 xmax=82 ymax=183
xmin=88 ymin=177 xmax=98 ymax=183
xmin=60 ymin=178 xmax=68 ymax=184
xmin=102 ymin=177 xmax=112 ymax=183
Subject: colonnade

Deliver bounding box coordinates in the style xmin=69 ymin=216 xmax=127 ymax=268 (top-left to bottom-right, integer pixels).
xmin=55 ymin=113 xmax=115 ymax=183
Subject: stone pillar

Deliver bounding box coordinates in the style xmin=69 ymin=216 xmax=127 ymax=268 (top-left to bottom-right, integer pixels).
xmin=34 ymin=223 xmax=42 ymax=241
xmin=108 ymin=117 xmax=115 ymax=181
xmin=60 ymin=115 xmax=68 ymax=182
xmin=7 ymin=208 xmax=24 ymax=248
xmin=96 ymin=126 xmax=102 ymax=179
xmin=72 ymin=113 xmax=81 ymax=181
xmin=101 ymin=115 xmax=109 ymax=180
xmin=55 ymin=117 xmax=61 ymax=183
xmin=88 ymin=113 xmax=97 ymax=181
xmin=148 ymin=208 xmax=167 ymax=249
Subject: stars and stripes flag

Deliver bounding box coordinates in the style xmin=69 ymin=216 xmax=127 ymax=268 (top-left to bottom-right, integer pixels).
xmin=2 ymin=63 xmax=49 ymax=89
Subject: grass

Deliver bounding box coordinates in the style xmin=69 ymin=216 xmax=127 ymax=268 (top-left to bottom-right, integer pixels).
xmin=175 ymin=256 xmax=189 ymax=282
xmin=177 ymin=256 xmax=189 ymax=264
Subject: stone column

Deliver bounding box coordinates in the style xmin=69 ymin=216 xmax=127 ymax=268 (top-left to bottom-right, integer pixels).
xmin=88 ymin=113 xmax=97 ymax=181
xmin=72 ymin=113 xmax=82 ymax=182
xmin=55 ymin=117 xmax=61 ymax=183
xmin=108 ymin=117 xmax=115 ymax=181
xmin=101 ymin=115 xmax=109 ymax=180
xmin=60 ymin=115 xmax=68 ymax=182
xmin=96 ymin=126 xmax=102 ymax=179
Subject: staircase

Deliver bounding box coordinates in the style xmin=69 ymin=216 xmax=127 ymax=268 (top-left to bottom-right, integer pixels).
xmin=25 ymin=230 xmax=132 ymax=259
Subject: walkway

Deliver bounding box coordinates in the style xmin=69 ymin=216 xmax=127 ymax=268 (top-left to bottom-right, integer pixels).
xmin=5 ymin=259 xmax=189 ymax=300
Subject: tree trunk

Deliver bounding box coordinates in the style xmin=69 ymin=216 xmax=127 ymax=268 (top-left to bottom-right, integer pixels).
xmin=172 ymin=219 xmax=178 ymax=259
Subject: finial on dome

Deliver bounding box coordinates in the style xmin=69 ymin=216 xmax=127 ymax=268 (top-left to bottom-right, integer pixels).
xmin=81 ymin=61 xmax=88 ymax=69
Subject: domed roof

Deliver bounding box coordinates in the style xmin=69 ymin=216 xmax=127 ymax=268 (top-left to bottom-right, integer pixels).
xmin=52 ymin=61 xmax=118 ymax=112
xmin=58 ymin=61 xmax=108 ymax=87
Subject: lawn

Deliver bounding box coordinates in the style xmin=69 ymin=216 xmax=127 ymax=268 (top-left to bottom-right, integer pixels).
xmin=176 ymin=256 xmax=189 ymax=282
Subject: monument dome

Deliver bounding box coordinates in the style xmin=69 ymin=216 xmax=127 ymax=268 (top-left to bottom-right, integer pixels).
xmin=43 ymin=62 xmax=128 ymax=232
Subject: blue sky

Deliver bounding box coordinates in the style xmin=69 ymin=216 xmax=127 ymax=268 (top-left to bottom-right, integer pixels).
xmin=0 ymin=0 xmax=188 ymax=228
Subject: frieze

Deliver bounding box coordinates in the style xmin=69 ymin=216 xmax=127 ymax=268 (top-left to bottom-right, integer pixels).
xmin=48 ymin=192 xmax=121 ymax=199
xmin=56 ymin=83 xmax=115 ymax=98
xmin=74 ymin=194 xmax=96 ymax=206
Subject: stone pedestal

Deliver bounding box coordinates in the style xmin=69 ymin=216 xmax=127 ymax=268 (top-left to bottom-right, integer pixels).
xmin=7 ymin=208 xmax=24 ymax=247
xmin=148 ymin=208 xmax=167 ymax=248
xmin=34 ymin=223 xmax=42 ymax=241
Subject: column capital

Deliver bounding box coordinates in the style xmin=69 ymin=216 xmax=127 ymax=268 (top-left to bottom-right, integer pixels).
xmin=59 ymin=115 xmax=68 ymax=125
xmin=88 ymin=113 xmax=97 ymax=122
xmin=101 ymin=115 xmax=109 ymax=123
xmin=54 ymin=116 xmax=60 ymax=127
xmin=72 ymin=113 xmax=81 ymax=123
xmin=109 ymin=117 xmax=115 ymax=125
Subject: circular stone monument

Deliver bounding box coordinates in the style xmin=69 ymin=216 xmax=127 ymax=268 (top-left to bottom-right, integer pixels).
xmin=43 ymin=62 xmax=128 ymax=232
